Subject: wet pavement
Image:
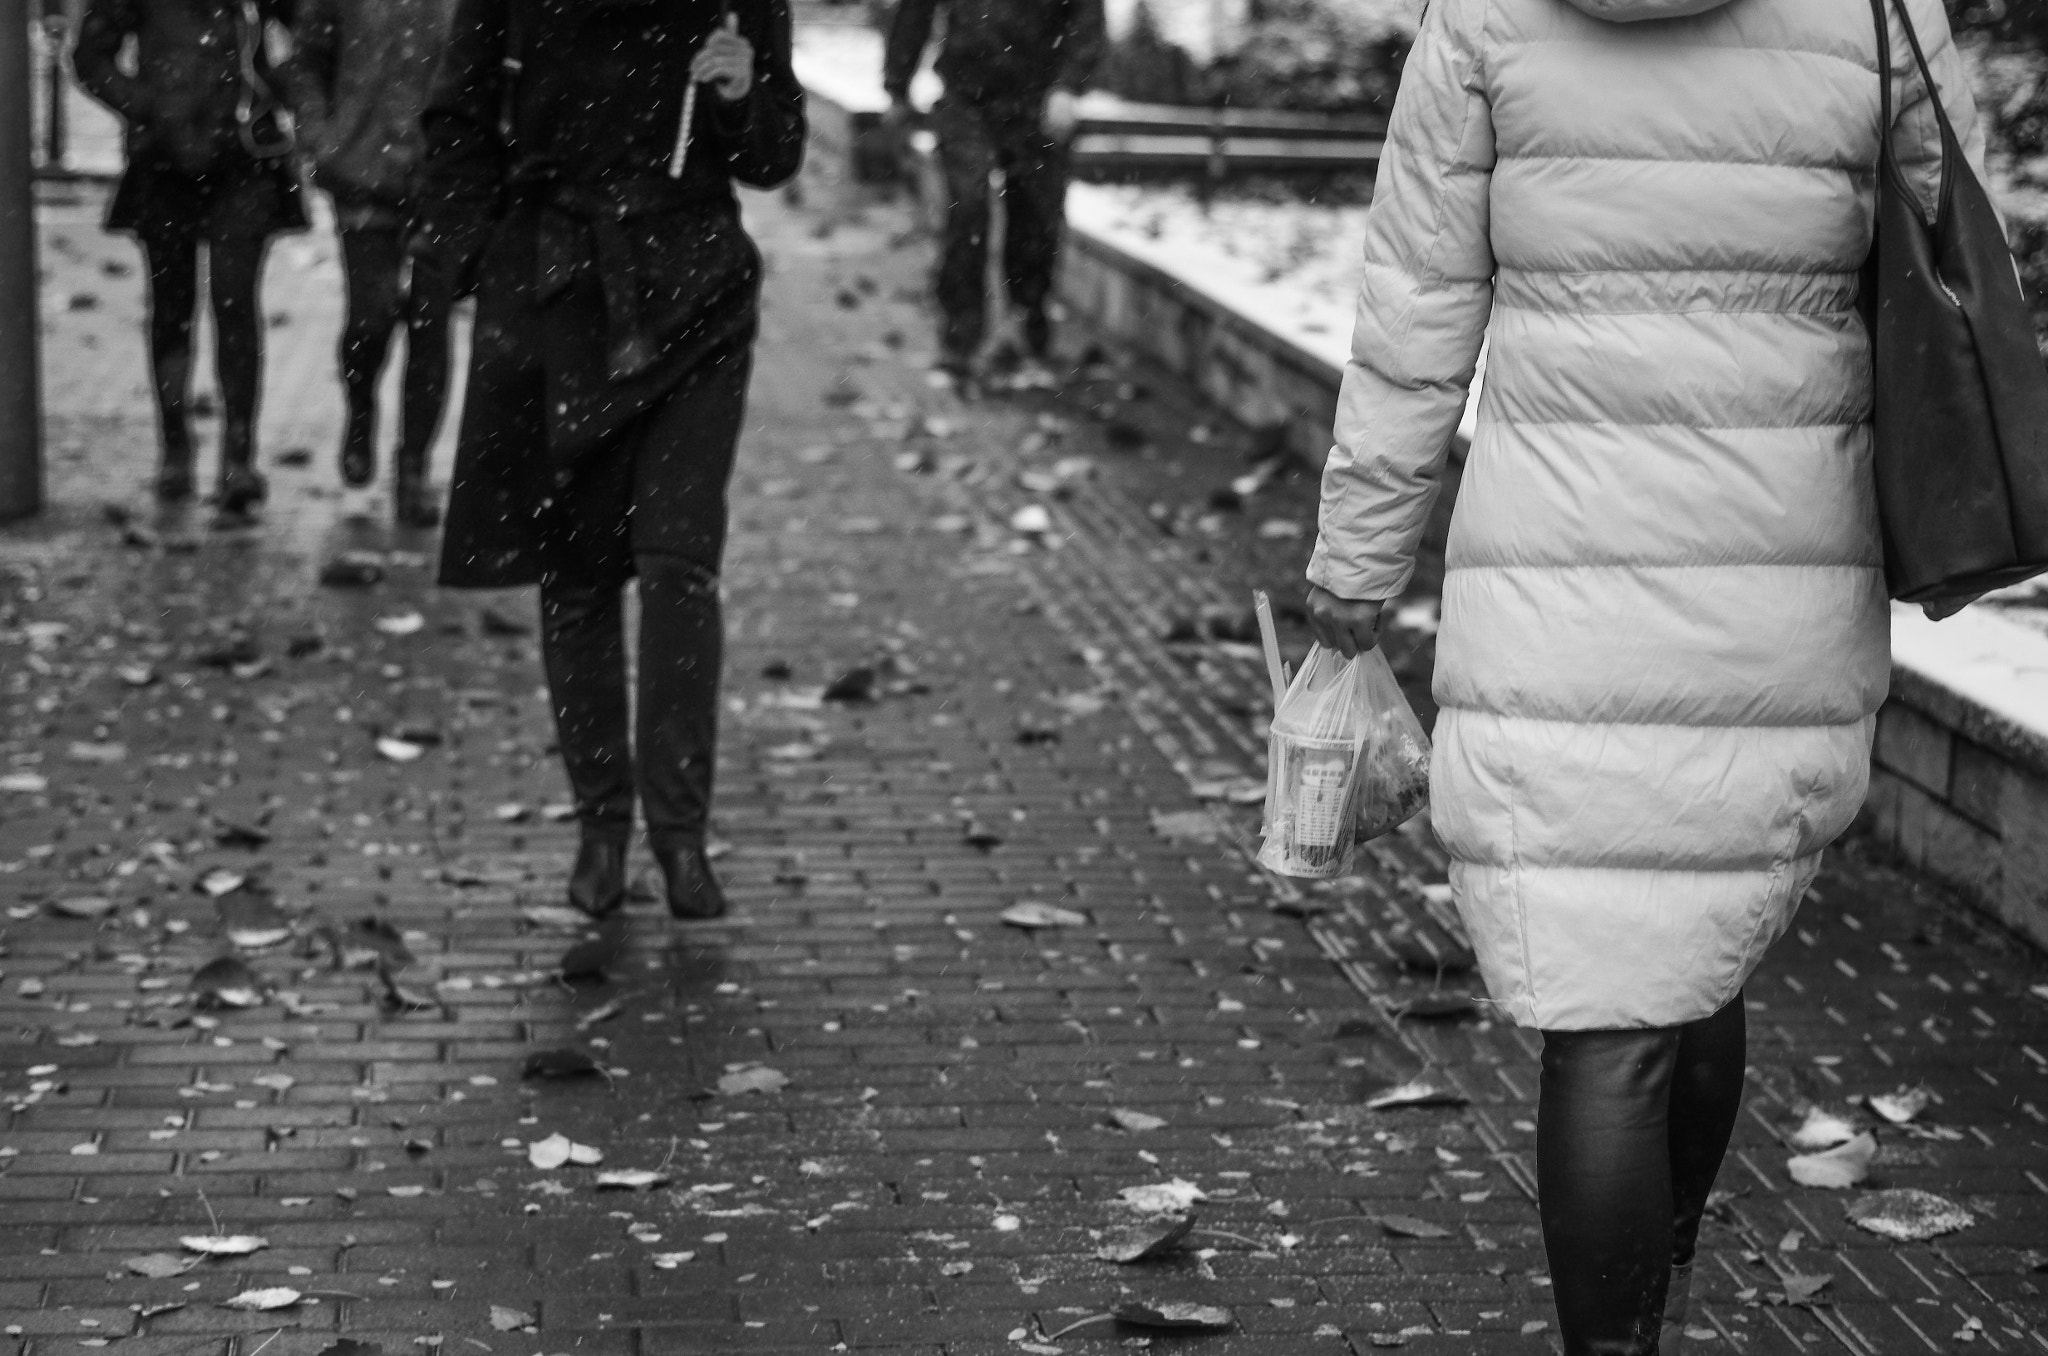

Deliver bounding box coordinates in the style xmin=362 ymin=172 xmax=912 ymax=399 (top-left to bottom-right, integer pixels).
xmin=3 ymin=159 xmax=2047 ymax=1356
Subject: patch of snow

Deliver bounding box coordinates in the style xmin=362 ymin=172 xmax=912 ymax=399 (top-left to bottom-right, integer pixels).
xmin=1892 ymin=601 xmax=2048 ymax=749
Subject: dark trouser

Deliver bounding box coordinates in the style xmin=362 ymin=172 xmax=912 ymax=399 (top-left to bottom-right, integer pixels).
xmin=930 ymin=94 xmax=1069 ymax=358
xmin=530 ymin=342 xmax=751 ymax=847
xmin=1538 ymin=995 xmax=1746 ymax=1355
xmin=540 ymin=554 xmax=722 ymax=847
xmin=136 ymin=219 xmax=269 ymax=478
xmin=336 ymin=224 xmax=454 ymax=476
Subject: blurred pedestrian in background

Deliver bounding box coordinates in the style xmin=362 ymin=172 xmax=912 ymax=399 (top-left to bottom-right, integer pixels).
xmin=73 ymin=0 xmax=305 ymax=516
xmin=412 ymin=0 xmax=805 ymax=921
xmin=1303 ymin=0 xmax=1983 ymax=1350
xmin=285 ymin=0 xmax=459 ymax=526
xmin=882 ymin=0 xmax=1105 ymax=377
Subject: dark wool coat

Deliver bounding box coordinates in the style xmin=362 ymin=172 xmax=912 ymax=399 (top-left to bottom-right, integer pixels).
xmin=73 ymin=0 xmax=307 ymax=234
xmin=883 ymin=0 xmax=1107 ymax=108
xmin=414 ymin=0 xmax=805 ymax=588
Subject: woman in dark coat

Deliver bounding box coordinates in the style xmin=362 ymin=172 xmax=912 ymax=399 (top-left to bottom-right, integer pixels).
xmin=412 ymin=0 xmax=805 ymax=919
xmin=73 ymin=0 xmax=307 ymax=513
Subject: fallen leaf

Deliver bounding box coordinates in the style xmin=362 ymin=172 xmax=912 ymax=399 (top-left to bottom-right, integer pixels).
xmin=1364 ymin=1079 xmax=1467 ymax=1111
xmin=821 ymin=666 xmax=878 ymax=702
xmin=377 ymin=966 xmax=439 ymax=1013
xmin=1108 ymin=1108 xmax=1166 ymax=1133
xmin=522 ymin=905 xmax=594 ymax=931
xmin=1786 ymin=1132 xmax=1876 ymax=1190
xmin=375 ymin=736 xmax=426 ymax=763
xmin=198 ymin=869 xmax=247 ymax=898
xmin=48 ymin=896 xmax=117 ymax=920
xmin=650 ymin=1252 xmax=696 ymax=1269
xmin=0 ymin=772 xmax=50 ymax=794
xmin=1378 ymin=1214 xmax=1453 ymax=1240
xmin=125 ymin=1253 xmax=199 ymax=1278
xmin=488 ymin=1305 xmax=533 ymax=1332
xmin=1117 ymin=1180 xmax=1207 ymax=1213
xmin=318 ymin=553 xmax=385 ymax=587
xmin=1866 ymin=1086 xmax=1932 ymax=1125
xmin=1149 ymin=809 xmax=1224 ymax=842
xmin=1010 ymin=505 xmax=1053 ymax=535
xmin=1096 ymin=1213 xmax=1194 ymax=1263
xmin=179 ymin=1235 xmax=268 ymax=1256
xmin=527 ymin=1134 xmax=602 ymax=1169
xmin=1112 ymin=1301 xmax=1233 ymax=1333
xmin=595 ymin=1170 xmax=671 ymax=1191
xmin=373 ymin=611 xmax=426 ymax=636
xmin=221 ymin=1288 xmax=300 ymax=1311
xmin=522 ymin=1049 xmax=604 ymax=1080
xmin=717 ymin=1066 xmax=789 ymax=1096
xmin=1001 ymin=902 xmax=1089 ymax=930
xmin=1787 ymin=1106 xmax=1861 ymax=1151
xmin=1781 ymin=1272 xmax=1832 ymax=1305
xmin=190 ymin=956 xmax=265 ymax=1009
xmin=1844 ymin=1188 xmax=1974 ymax=1242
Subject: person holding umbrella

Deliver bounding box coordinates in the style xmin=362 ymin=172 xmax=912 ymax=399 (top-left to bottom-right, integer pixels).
xmin=411 ymin=0 xmax=805 ymax=919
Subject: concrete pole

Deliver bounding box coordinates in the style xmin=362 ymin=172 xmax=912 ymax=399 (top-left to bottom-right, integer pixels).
xmin=0 ymin=0 xmax=47 ymax=521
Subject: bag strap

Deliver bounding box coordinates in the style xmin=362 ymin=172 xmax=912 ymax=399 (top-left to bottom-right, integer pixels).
xmin=1872 ymin=0 xmax=1961 ymax=169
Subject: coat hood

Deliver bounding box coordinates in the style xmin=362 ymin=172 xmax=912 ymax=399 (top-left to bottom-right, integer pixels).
xmin=1563 ymin=0 xmax=1733 ymax=21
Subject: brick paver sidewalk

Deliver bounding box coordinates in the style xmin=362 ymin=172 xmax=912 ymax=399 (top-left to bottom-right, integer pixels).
xmin=2 ymin=156 xmax=2045 ymax=1356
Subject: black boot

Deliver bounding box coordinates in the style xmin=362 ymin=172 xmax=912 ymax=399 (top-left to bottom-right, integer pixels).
xmin=568 ymin=834 xmax=629 ymax=918
xmin=652 ymin=841 xmax=726 ymax=920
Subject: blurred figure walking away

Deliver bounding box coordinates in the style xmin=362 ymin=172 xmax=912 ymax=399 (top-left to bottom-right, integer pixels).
xmin=882 ymin=0 xmax=1105 ymax=377
xmin=286 ymin=0 xmax=459 ymax=526
xmin=74 ymin=0 xmax=306 ymax=515
xmin=412 ymin=0 xmax=805 ymax=921
xmin=1303 ymin=0 xmax=1984 ymax=1350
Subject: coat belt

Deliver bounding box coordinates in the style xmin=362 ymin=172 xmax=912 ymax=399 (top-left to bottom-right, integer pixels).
xmin=515 ymin=172 xmax=733 ymax=382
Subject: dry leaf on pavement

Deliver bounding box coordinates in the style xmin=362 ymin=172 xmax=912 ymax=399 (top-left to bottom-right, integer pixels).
xmin=488 ymin=1305 xmax=534 ymax=1332
xmin=717 ymin=1066 xmax=789 ymax=1096
xmin=180 ymin=1234 xmax=268 ymax=1255
xmin=1787 ymin=1106 xmax=1860 ymax=1150
xmin=1786 ymin=1132 xmax=1876 ymax=1190
xmin=1001 ymin=903 xmax=1088 ymax=930
xmin=1096 ymin=1213 xmax=1194 ymax=1263
xmin=125 ymin=1253 xmax=199 ymax=1278
xmin=220 ymin=1288 xmax=301 ymax=1311
xmin=1845 ymin=1188 xmax=1974 ymax=1241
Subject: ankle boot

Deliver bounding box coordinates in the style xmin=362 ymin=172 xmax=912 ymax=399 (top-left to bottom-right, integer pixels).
xmin=340 ymin=399 xmax=377 ymax=488
xmin=568 ymin=834 xmax=629 ymax=918
xmin=217 ymin=463 xmax=268 ymax=516
xmin=1660 ymin=1261 xmax=1694 ymax=1356
xmin=394 ymin=448 xmax=440 ymax=527
xmin=652 ymin=841 xmax=727 ymax=920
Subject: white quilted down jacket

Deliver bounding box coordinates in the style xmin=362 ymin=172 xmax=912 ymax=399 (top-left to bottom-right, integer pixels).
xmin=1310 ymin=0 xmax=1988 ymax=1028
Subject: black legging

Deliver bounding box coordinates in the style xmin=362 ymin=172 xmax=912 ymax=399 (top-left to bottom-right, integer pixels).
xmin=1538 ymin=994 xmax=1746 ymax=1355
xmin=138 ymin=226 xmax=268 ymax=474
xmin=539 ymin=553 xmax=723 ymax=846
xmin=337 ymin=225 xmax=452 ymax=474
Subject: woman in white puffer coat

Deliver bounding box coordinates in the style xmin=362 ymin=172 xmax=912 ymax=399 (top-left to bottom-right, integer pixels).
xmin=1306 ymin=0 xmax=1986 ymax=1348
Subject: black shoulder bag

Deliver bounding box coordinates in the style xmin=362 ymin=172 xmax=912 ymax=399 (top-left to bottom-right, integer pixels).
xmin=1867 ymin=0 xmax=2048 ymax=608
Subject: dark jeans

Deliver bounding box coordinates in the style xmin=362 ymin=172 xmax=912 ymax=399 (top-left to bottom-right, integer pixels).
xmin=1538 ymin=995 xmax=1747 ymax=1356
xmin=336 ymin=224 xmax=454 ymax=473
xmin=540 ymin=553 xmax=722 ymax=846
xmin=930 ymin=94 xmax=1069 ymax=357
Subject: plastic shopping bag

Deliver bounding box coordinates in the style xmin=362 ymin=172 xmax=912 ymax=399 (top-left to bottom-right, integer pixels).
xmin=1255 ymin=642 xmax=1431 ymax=879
